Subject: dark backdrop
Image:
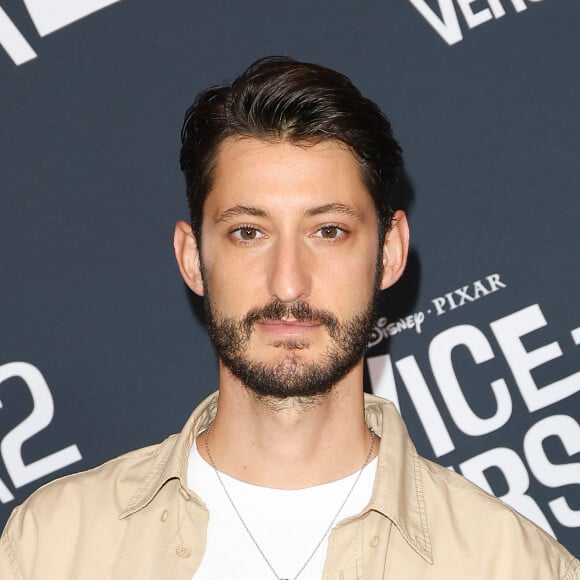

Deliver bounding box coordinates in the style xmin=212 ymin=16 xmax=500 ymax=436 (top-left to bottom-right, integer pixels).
xmin=1 ymin=0 xmax=578 ymax=556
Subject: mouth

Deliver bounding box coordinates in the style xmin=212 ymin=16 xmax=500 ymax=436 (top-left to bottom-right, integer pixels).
xmin=258 ymin=319 xmax=322 ymax=335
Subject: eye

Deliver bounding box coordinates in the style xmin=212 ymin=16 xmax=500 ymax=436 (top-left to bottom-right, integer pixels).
xmin=231 ymin=226 xmax=264 ymax=241
xmin=314 ymin=225 xmax=345 ymax=239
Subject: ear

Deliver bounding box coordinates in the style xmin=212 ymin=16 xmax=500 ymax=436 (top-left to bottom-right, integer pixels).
xmin=174 ymin=220 xmax=205 ymax=296
xmin=379 ymin=210 xmax=409 ymax=290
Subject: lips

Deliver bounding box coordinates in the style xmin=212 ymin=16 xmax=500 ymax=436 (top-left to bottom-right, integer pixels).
xmin=258 ymin=319 xmax=322 ymax=335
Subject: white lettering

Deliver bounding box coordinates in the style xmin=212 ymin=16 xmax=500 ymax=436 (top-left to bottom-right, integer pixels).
xmin=414 ymin=311 xmax=426 ymax=334
xmin=524 ymin=415 xmax=580 ymax=527
xmin=406 ymin=0 xmax=464 ymax=46
xmin=491 ymin=305 xmax=580 ymax=411
xmin=408 ymin=0 xmax=537 ymax=45
xmin=460 ymin=447 xmax=555 ymax=536
xmin=0 ymin=7 xmax=37 ymax=65
xmin=455 ymin=285 xmax=476 ymax=305
xmin=472 ymin=279 xmax=491 ymax=299
xmin=0 ymin=396 xmax=14 ymax=502
xmin=368 ymin=353 xmax=398 ymax=406
xmin=445 ymin=291 xmax=459 ymax=310
xmin=0 ymin=476 xmax=14 ymax=503
xmin=486 ymin=0 xmax=527 ymax=16
xmin=0 ymin=362 xmax=82 ymax=489
xmin=431 ymin=274 xmax=506 ymax=316
xmin=456 ymin=0 xmax=493 ymax=28
xmin=368 ymin=353 xmax=455 ymax=456
xmin=508 ymin=0 xmax=528 ymax=11
xmin=487 ymin=0 xmax=507 ymax=17
xmin=22 ymin=0 xmax=124 ymax=37
xmin=432 ymin=296 xmax=447 ymax=315
xmin=429 ymin=325 xmax=512 ymax=436
xmin=486 ymin=272 xmax=507 ymax=292
xmin=396 ymin=356 xmax=456 ymax=456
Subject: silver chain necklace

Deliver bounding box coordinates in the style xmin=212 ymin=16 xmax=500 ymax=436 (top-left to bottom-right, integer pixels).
xmin=204 ymin=426 xmax=376 ymax=580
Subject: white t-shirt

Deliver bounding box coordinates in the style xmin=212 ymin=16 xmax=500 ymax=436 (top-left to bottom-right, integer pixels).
xmin=188 ymin=440 xmax=377 ymax=580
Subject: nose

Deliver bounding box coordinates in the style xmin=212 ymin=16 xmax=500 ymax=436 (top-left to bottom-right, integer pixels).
xmin=267 ymin=236 xmax=312 ymax=303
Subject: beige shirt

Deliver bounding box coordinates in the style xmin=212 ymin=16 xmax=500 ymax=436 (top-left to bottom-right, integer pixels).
xmin=1 ymin=392 xmax=578 ymax=579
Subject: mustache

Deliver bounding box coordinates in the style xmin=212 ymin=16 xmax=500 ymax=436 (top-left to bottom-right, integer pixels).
xmin=242 ymin=298 xmax=339 ymax=335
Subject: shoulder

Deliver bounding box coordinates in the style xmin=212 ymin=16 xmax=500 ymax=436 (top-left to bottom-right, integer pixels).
xmin=3 ymin=433 xmax=178 ymax=533
xmin=419 ymin=456 xmax=579 ymax=578
xmin=365 ymin=394 xmax=579 ymax=577
xmin=0 ymin=434 xmax=182 ymax=578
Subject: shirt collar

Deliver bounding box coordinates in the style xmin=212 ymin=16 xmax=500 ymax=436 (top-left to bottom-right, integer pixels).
xmin=119 ymin=391 xmax=433 ymax=564
xmin=119 ymin=391 xmax=219 ymax=518
xmin=364 ymin=393 xmax=433 ymax=564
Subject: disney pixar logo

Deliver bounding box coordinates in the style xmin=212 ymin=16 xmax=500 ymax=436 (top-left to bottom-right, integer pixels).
xmin=0 ymin=0 xmax=123 ymax=65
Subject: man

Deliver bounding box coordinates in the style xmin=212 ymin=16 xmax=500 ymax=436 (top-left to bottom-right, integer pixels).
xmin=1 ymin=57 xmax=578 ymax=579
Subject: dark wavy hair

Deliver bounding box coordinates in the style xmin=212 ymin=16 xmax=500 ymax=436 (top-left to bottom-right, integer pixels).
xmin=180 ymin=56 xmax=402 ymax=245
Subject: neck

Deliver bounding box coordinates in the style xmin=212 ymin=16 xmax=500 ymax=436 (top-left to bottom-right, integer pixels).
xmin=197 ymin=360 xmax=378 ymax=489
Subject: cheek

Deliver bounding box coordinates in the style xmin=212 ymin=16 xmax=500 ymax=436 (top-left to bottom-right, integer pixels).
xmin=203 ymin=257 xmax=264 ymax=316
xmin=327 ymin=238 xmax=378 ymax=278
xmin=316 ymin=250 xmax=378 ymax=309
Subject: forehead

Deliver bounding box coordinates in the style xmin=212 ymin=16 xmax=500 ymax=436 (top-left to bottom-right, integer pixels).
xmin=206 ymin=136 xmax=373 ymax=214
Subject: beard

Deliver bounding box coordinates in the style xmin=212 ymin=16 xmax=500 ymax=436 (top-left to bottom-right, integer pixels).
xmin=204 ymin=293 xmax=378 ymax=400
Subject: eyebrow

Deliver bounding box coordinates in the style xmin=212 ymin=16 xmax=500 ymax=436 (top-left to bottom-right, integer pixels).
xmin=213 ymin=202 xmax=365 ymax=224
xmin=213 ymin=205 xmax=267 ymax=224
xmin=306 ymin=203 xmax=365 ymax=221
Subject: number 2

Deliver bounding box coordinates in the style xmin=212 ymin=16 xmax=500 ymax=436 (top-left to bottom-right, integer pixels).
xmin=0 ymin=361 xmax=82 ymax=490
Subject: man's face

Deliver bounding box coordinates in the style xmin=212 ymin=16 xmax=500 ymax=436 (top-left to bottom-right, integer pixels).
xmin=196 ymin=137 xmax=388 ymax=399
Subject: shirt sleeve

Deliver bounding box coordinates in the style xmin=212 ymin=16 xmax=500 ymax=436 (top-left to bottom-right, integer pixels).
xmin=0 ymin=507 xmax=24 ymax=579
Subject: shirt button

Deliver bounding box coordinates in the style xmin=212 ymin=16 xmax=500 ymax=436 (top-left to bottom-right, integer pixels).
xmin=370 ymin=535 xmax=380 ymax=547
xmin=176 ymin=544 xmax=192 ymax=558
xmin=160 ymin=510 xmax=169 ymax=522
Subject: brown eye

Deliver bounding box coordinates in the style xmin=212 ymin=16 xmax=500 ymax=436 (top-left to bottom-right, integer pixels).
xmin=232 ymin=227 xmax=264 ymax=241
xmin=240 ymin=228 xmax=257 ymax=240
xmin=319 ymin=226 xmax=340 ymax=239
